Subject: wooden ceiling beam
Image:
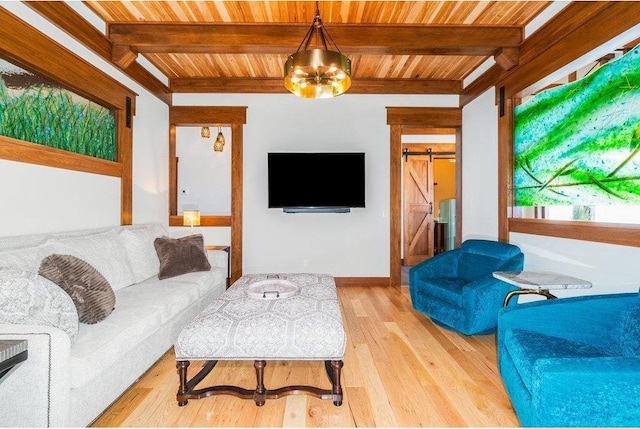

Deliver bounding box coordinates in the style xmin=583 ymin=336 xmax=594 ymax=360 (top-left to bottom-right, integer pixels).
xmin=500 ymin=1 xmax=640 ymax=98
xmin=170 ymin=77 xmax=461 ymax=95
xmin=460 ymin=1 xmax=614 ymax=106
xmin=494 ymin=47 xmax=519 ymax=71
xmin=169 ymin=106 xmax=247 ymax=126
xmin=26 ymin=1 xmax=172 ymax=105
xmin=386 ymin=107 xmax=462 ymax=127
xmin=401 ymin=127 xmax=458 ymax=135
xmin=109 ymin=23 xmax=522 ymax=56
xmin=112 ymin=44 xmax=138 ymax=69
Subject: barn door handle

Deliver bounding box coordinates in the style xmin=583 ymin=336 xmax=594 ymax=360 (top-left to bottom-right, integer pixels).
xmin=429 ymin=202 xmax=433 ymax=215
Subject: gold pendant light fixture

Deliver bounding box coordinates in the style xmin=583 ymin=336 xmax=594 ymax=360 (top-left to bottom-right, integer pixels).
xmin=213 ymin=126 xmax=225 ymax=152
xmin=284 ymin=1 xmax=351 ymax=99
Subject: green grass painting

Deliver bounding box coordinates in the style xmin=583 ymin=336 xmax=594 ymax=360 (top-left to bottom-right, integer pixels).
xmin=0 ymin=66 xmax=116 ymax=161
xmin=514 ymin=45 xmax=640 ymax=206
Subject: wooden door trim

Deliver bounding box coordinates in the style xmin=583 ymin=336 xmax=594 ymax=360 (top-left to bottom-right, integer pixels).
xmin=387 ymin=107 xmax=462 ymax=287
xmin=169 ymin=105 xmax=247 ymax=283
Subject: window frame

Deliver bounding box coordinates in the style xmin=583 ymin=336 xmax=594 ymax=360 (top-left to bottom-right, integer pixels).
xmin=498 ymin=94 xmax=640 ymax=248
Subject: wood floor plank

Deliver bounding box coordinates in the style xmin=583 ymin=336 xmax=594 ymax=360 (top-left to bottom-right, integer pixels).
xmin=92 ymin=285 xmax=519 ymax=427
xmin=353 ymin=343 xmax=399 ymax=427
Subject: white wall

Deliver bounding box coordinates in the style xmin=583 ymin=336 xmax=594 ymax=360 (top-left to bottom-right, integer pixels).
xmin=0 ymin=3 xmax=169 ymax=235
xmin=176 ymin=126 xmax=232 ymax=215
xmin=173 ymin=93 xmax=458 ymax=276
xmin=462 ymin=87 xmax=640 ymax=296
xmin=461 ymin=88 xmax=499 ymax=239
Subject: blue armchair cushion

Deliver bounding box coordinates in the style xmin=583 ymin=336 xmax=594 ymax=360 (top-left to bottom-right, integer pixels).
xmin=420 ymin=278 xmax=466 ymax=307
xmin=620 ymin=304 xmax=640 ymax=356
xmin=457 ymin=253 xmax=505 ymax=281
xmin=504 ymin=329 xmax=612 ymax=392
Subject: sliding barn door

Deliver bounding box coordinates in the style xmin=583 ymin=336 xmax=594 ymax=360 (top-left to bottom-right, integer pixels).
xmin=403 ymin=155 xmax=434 ymax=266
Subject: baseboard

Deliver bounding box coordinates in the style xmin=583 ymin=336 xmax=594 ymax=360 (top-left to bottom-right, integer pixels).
xmin=334 ymin=277 xmax=390 ymax=287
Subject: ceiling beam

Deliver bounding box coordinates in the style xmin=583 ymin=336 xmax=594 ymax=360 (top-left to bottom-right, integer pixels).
xmin=499 ymin=1 xmax=640 ymax=98
xmin=26 ymin=2 xmax=172 ymax=105
xmin=494 ymin=47 xmax=519 ymax=71
xmin=386 ymin=107 xmax=462 ymax=127
xmin=109 ymin=23 xmax=522 ymax=56
xmin=401 ymin=128 xmax=458 ymax=135
xmin=460 ymin=1 xmax=614 ymax=106
xmin=170 ymin=77 xmax=461 ymax=95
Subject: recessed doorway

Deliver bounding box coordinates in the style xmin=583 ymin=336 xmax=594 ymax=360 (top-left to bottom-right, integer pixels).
xmin=387 ymin=107 xmax=462 ymax=287
xmin=401 ymin=141 xmax=456 ymax=285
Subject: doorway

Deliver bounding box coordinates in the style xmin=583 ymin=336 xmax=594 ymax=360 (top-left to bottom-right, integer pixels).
xmin=401 ymin=142 xmax=456 ymax=285
xmin=387 ymin=107 xmax=462 ymax=287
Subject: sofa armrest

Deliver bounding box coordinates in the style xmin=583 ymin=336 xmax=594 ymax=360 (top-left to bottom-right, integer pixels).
xmin=498 ymin=293 xmax=638 ymax=353
xmin=0 ymin=324 xmax=71 ymax=427
xmin=461 ymin=252 xmax=524 ymax=311
xmin=533 ymin=357 xmax=640 ymax=427
xmin=206 ymin=249 xmax=229 ymax=271
xmin=495 ymin=252 xmax=525 ymax=274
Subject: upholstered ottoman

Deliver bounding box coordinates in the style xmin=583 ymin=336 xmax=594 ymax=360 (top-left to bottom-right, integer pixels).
xmin=174 ymin=273 xmax=346 ymax=407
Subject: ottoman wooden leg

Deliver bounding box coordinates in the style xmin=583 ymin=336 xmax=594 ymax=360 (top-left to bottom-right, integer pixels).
xmin=176 ymin=360 xmax=190 ymax=406
xmin=327 ymin=360 xmax=344 ymax=406
xmin=254 ymin=360 xmax=267 ymax=406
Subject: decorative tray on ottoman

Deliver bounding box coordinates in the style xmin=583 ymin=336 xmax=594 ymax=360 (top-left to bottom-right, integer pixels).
xmin=246 ymin=279 xmax=299 ymax=300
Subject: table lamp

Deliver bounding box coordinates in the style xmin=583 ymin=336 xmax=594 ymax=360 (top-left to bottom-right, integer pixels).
xmin=183 ymin=210 xmax=200 ymax=234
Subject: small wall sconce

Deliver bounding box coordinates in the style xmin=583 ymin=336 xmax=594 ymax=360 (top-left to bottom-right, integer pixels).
xmin=213 ymin=126 xmax=225 ymax=152
xmin=201 ymin=127 xmax=210 ymax=139
xmin=183 ymin=210 xmax=201 ymax=234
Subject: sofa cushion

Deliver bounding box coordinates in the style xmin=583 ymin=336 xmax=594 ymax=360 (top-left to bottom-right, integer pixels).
xmin=118 ymin=223 xmax=167 ymax=283
xmin=154 ymin=234 xmax=211 ymax=280
xmin=50 ymin=229 xmax=135 ymax=291
xmin=457 ymin=253 xmax=502 ymax=281
xmin=419 ymin=278 xmax=466 ymax=307
xmin=39 ymin=254 xmax=115 ymax=324
xmin=504 ymin=328 xmax=612 ymax=392
xmin=0 ymin=267 xmax=79 ymax=342
xmin=620 ymin=304 xmax=640 ymax=356
xmin=0 ymin=241 xmax=56 ymax=273
xmin=119 ymin=268 xmax=225 ymax=325
xmin=68 ymin=269 xmax=224 ymax=388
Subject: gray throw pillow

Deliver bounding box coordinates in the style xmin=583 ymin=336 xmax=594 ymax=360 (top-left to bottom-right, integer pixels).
xmin=39 ymin=254 xmax=115 ymax=324
xmin=154 ymin=234 xmax=211 ymax=280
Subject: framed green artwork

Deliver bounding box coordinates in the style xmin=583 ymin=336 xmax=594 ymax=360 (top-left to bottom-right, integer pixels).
xmin=0 ymin=58 xmax=116 ymax=161
xmin=514 ymin=45 xmax=640 ymax=208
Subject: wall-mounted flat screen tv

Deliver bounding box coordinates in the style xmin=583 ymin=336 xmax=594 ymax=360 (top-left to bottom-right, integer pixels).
xmin=268 ymin=152 xmax=365 ymax=213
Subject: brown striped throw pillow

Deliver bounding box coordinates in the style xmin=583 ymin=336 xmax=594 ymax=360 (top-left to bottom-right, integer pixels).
xmin=39 ymin=254 xmax=115 ymax=324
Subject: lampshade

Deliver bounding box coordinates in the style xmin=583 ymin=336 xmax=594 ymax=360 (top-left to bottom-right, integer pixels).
xmin=283 ymin=2 xmax=351 ymax=99
xmin=213 ymin=127 xmax=225 ymax=152
xmin=201 ymin=127 xmax=210 ymax=139
xmin=183 ymin=210 xmax=200 ymax=227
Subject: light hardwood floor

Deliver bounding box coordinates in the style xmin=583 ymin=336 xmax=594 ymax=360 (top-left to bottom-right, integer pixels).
xmin=92 ymin=285 xmax=519 ymax=427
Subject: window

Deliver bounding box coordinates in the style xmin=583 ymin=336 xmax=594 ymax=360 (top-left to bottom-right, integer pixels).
xmin=511 ymin=45 xmax=640 ymax=230
xmin=0 ymin=58 xmax=116 ymax=161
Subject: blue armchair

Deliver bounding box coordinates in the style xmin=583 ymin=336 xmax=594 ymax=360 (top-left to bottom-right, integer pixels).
xmin=498 ymin=292 xmax=640 ymax=427
xmin=409 ymin=239 xmax=524 ymax=335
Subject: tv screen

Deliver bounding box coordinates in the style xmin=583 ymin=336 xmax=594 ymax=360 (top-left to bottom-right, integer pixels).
xmin=268 ymin=152 xmax=365 ymax=211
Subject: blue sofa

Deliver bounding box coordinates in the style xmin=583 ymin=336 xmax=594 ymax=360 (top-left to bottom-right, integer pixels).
xmin=409 ymin=239 xmax=524 ymax=335
xmin=498 ymin=292 xmax=640 ymax=427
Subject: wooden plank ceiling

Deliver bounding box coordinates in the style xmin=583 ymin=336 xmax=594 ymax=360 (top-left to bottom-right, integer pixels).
xmin=82 ymin=1 xmax=552 ymax=94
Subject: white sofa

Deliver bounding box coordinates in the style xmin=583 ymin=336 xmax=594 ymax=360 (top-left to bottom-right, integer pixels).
xmin=0 ymin=223 xmax=227 ymax=427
